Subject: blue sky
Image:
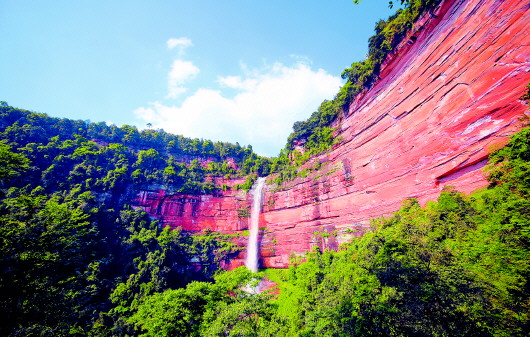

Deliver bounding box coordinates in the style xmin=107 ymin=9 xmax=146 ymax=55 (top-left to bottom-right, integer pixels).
xmin=1 ymin=0 xmax=397 ymax=156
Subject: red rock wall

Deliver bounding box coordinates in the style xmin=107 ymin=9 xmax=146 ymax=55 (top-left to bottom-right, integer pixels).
xmin=259 ymin=0 xmax=530 ymax=268
xmin=135 ymin=177 xmax=253 ymax=268
xmin=136 ymin=177 xmax=246 ymax=233
xmin=137 ymin=0 xmax=530 ymax=269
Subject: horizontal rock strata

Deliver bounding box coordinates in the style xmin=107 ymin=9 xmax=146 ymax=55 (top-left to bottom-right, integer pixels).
xmin=138 ymin=0 xmax=530 ymax=269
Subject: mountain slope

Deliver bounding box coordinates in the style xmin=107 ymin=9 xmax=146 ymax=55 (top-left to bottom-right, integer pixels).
xmin=257 ymin=0 xmax=530 ymax=267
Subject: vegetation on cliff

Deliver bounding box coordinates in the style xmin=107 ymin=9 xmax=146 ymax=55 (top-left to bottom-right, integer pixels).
xmin=105 ymin=124 xmax=529 ymax=337
xmin=0 ymin=105 xmax=271 ymax=196
xmin=0 ymin=0 xmax=527 ymax=335
xmin=1 ymin=109 xmax=528 ymax=335
xmin=0 ymin=175 xmax=239 ymax=335
xmin=272 ymin=0 xmax=442 ymax=185
xmin=0 ymin=105 xmax=253 ymax=335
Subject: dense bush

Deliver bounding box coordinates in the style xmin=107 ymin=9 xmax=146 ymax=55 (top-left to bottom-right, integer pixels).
xmin=0 ymin=105 xmax=271 ymax=196
xmin=88 ymin=125 xmax=530 ymax=337
xmin=0 ymin=106 xmax=246 ymax=335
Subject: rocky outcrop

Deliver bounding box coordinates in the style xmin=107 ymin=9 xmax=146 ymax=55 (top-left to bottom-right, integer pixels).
xmin=138 ymin=0 xmax=530 ymax=269
xmin=135 ymin=177 xmax=254 ymax=268
xmin=259 ymin=0 xmax=530 ymax=268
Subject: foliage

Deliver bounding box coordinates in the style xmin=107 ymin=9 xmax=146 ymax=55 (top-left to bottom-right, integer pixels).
xmin=268 ymin=126 xmax=530 ymax=336
xmin=342 ymin=0 xmax=442 ymax=98
xmin=109 ymin=125 xmax=530 ymax=336
xmin=0 ymin=187 xmax=100 ymax=336
xmin=0 ymin=104 xmax=271 ymax=195
xmin=0 ymin=141 xmax=30 ymax=186
xmin=236 ymin=173 xmax=257 ymax=192
xmin=124 ymin=266 xmax=285 ymax=337
xmin=0 ymin=182 xmax=237 ymax=336
xmin=0 ymin=105 xmax=244 ymax=336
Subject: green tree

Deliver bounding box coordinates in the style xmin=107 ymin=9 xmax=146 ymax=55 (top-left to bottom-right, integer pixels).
xmin=0 ymin=141 xmax=30 ymax=185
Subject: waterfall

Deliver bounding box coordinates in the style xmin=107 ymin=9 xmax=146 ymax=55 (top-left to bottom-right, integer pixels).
xmin=245 ymin=177 xmax=266 ymax=273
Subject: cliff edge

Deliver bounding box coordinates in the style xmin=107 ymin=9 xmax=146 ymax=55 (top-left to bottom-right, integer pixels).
xmin=138 ymin=0 xmax=530 ymax=269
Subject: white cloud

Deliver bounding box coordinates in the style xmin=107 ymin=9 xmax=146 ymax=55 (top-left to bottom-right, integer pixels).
xmin=166 ymin=59 xmax=200 ymax=98
xmin=166 ymin=37 xmax=193 ymax=52
xmin=135 ymin=61 xmax=342 ymax=157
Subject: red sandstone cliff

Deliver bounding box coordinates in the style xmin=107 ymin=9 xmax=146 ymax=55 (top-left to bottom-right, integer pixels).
xmin=138 ymin=0 xmax=530 ymax=269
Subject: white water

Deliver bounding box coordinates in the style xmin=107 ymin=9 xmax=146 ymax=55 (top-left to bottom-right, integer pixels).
xmin=245 ymin=177 xmax=266 ymax=273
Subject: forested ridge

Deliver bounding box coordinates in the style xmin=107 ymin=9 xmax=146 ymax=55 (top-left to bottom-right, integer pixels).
xmin=0 ymin=103 xmax=257 ymax=335
xmin=1 ymin=0 xmax=529 ymax=334
xmin=1 ymin=92 xmax=529 ymax=335
xmin=0 ymin=102 xmax=273 ymax=193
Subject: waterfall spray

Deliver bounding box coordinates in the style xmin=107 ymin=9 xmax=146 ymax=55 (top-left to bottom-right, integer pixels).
xmin=245 ymin=177 xmax=266 ymax=273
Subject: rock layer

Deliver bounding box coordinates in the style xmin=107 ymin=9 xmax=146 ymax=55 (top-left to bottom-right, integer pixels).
xmin=135 ymin=177 xmax=253 ymax=269
xmin=259 ymin=0 xmax=530 ymax=268
xmin=138 ymin=0 xmax=530 ymax=269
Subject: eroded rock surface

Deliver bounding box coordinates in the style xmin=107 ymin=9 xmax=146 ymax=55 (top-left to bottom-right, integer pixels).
xmin=138 ymin=0 xmax=530 ymax=269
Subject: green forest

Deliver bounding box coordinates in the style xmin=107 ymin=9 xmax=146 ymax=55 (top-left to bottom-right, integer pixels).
xmin=0 ymin=102 xmax=264 ymax=335
xmin=1 ymin=102 xmax=529 ymax=335
xmin=1 ymin=0 xmax=529 ymax=335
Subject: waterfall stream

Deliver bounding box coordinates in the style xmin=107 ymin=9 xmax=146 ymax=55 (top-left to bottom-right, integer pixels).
xmin=245 ymin=177 xmax=266 ymax=273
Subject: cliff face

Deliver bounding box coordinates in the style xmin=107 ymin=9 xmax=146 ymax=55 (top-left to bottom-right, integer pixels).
xmin=137 ymin=177 xmax=248 ymax=233
xmin=137 ymin=0 xmax=530 ymax=269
